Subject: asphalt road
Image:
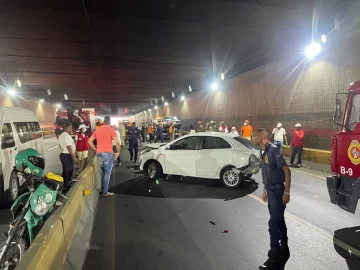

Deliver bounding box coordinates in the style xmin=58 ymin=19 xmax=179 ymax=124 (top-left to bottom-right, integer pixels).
xmin=84 ymin=148 xmax=360 ymax=270
xmin=0 ymin=136 xmax=62 ymax=242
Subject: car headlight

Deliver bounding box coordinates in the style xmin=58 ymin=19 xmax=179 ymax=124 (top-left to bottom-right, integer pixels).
xmin=249 ymin=153 xmax=259 ymax=165
xmin=34 ymin=196 xmax=53 ymax=216
xmin=140 ymin=149 xmax=152 ymax=155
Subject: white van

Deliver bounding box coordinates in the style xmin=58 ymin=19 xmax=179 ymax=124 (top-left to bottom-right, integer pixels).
xmin=0 ymin=106 xmax=44 ymax=202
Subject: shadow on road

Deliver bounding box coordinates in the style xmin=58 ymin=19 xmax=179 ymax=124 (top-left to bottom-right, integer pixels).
xmin=110 ymin=174 xmax=259 ymax=200
xmin=333 ymin=226 xmax=360 ymax=270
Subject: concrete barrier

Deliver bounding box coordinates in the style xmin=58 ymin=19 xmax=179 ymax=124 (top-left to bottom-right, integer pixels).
xmin=17 ymin=157 xmax=101 ymax=270
xmin=283 ymin=145 xmax=331 ymax=165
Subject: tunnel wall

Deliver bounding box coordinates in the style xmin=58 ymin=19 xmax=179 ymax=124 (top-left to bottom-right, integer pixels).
xmin=0 ymin=91 xmax=56 ymax=129
xmin=132 ymin=36 xmax=360 ymax=150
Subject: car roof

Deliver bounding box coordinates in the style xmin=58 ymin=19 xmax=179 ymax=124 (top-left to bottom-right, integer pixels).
xmin=187 ymin=132 xmax=239 ymax=138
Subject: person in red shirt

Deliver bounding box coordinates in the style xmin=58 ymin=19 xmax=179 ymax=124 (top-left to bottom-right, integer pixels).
xmin=89 ymin=116 xmax=120 ymax=197
xmin=75 ymin=124 xmax=90 ymax=173
xmin=290 ymin=123 xmax=304 ymax=167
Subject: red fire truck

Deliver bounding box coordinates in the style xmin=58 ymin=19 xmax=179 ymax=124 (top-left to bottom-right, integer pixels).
xmin=54 ymin=109 xmax=96 ymax=138
xmin=327 ymin=81 xmax=360 ymax=214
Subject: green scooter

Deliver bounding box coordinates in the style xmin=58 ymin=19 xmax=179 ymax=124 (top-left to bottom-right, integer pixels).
xmin=0 ymin=148 xmax=67 ymax=270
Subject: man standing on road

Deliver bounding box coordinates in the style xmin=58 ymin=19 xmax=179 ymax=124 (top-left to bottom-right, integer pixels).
xmin=128 ymin=122 xmax=142 ymax=163
xmin=88 ymin=116 xmax=120 ymax=197
xmin=59 ymin=124 xmax=78 ymax=189
xmin=252 ymin=128 xmax=291 ymax=270
xmin=290 ymin=123 xmax=304 ymax=168
xmin=241 ymin=120 xmax=253 ymax=140
xmin=271 ymin=123 xmax=288 ymax=154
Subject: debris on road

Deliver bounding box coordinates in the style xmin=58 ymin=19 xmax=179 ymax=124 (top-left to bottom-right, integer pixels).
xmin=222 ymin=230 xmax=228 ymax=233
xmin=210 ymin=221 xmax=216 ymax=225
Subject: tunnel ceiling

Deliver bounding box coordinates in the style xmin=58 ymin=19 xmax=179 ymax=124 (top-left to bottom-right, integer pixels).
xmin=0 ymin=0 xmax=313 ymax=115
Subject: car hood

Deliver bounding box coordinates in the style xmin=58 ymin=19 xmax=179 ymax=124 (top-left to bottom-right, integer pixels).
xmin=144 ymin=143 xmax=167 ymax=149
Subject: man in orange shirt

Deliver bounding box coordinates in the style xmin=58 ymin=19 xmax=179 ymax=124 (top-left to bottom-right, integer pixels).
xmin=241 ymin=120 xmax=253 ymax=140
xmin=89 ymin=116 xmax=120 ymax=197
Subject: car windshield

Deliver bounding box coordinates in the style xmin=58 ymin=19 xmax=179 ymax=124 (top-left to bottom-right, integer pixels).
xmin=233 ymin=136 xmax=260 ymax=151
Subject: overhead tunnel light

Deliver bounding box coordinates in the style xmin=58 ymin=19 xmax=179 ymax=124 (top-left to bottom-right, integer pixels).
xmin=181 ymin=95 xmax=185 ymax=101
xmin=164 ymin=102 xmax=168 ymax=106
xmin=321 ymin=34 xmax=327 ymax=43
xmin=305 ymin=42 xmax=321 ymax=58
xmin=8 ymin=89 xmax=16 ymax=96
xmin=211 ymin=82 xmax=218 ymax=91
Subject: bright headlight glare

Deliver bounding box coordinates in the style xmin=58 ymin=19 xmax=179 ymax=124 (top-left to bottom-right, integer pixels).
xmin=34 ymin=196 xmax=52 ymax=216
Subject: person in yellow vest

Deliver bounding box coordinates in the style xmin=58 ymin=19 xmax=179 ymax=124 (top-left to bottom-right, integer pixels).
xmin=169 ymin=121 xmax=175 ymax=141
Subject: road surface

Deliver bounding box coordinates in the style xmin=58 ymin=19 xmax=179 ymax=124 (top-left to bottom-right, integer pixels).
xmin=84 ymin=149 xmax=360 ymax=270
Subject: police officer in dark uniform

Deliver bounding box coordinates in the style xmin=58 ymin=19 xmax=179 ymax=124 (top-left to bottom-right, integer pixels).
xmin=128 ymin=122 xmax=141 ymax=163
xmin=252 ymin=128 xmax=291 ymax=270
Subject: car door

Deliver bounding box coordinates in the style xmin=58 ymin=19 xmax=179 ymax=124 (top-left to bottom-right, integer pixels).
xmin=0 ymin=122 xmax=18 ymax=192
xmin=196 ymin=136 xmax=233 ymax=178
xmin=164 ymin=136 xmax=201 ymax=176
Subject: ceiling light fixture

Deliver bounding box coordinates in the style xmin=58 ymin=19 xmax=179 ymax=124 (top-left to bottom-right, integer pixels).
xmin=8 ymin=89 xmax=16 ymax=96
xmin=164 ymin=102 xmax=168 ymax=106
xmin=211 ymin=82 xmax=218 ymax=91
xmin=39 ymin=99 xmax=44 ymax=104
xmin=16 ymin=79 xmax=22 ymax=88
xmin=181 ymin=95 xmax=185 ymax=100
xmin=305 ymin=42 xmax=321 ymax=58
xmin=189 ymin=86 xmax=192 ymax=92
xmin=221 ymin=73 xmax=225 ymax=80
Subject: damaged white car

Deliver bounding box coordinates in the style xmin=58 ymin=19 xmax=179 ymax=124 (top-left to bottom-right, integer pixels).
xmin=139 ymin=132 xmax=260 ymax=188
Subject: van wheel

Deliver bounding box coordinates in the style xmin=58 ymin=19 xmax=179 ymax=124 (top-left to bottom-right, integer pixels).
xmin=8 ymin=172 xmax=20 ymax=202
xmin=221 ymin=167 xmax=242 ymax=188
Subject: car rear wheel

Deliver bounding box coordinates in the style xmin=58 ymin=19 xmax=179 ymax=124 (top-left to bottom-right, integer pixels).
xmin=221 ymin=167 xmax=242 ymax=188
xmin=146 ymin=161 xmax=163 ymax=180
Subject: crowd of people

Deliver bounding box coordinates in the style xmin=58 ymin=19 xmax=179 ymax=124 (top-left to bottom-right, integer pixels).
xmin=55 ymin=115 xmax=306 ymax=269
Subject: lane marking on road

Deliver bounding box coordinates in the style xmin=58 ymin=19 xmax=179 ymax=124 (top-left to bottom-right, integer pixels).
xmin=47 ymin=145 xmax=59 ymax=151
xmin=290 ymin=168 xmax=326 ymax=180
xmin=247 ymin=193 xmax=360 ymax=257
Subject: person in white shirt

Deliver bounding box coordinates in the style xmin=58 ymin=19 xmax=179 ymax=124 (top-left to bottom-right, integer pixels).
xmin=271 ymin=123 xmax=288 ymax=154
xmin=230 ymin=126 xmax=239 ymax=135
xmin=112 ymin=126 xmax=122 ymax=166
xmin=59 ymin=124 xmax=77 ymax=189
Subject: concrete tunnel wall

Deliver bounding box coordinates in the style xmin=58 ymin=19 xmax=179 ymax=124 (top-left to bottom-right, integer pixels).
xmin=131 ymin=36 xmax=360 ymax=150
xmin=0 ymin=91 xmax=56 ymax=130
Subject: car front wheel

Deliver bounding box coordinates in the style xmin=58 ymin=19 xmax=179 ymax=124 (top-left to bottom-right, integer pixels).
xmin=146 ymin=161 xmax=163 ymax=180
xmin=221 ymin=167 xmax=242 ymax=188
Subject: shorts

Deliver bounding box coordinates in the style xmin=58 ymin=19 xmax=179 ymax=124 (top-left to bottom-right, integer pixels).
xmin=77 ymin=150 xmax=89 ymax=160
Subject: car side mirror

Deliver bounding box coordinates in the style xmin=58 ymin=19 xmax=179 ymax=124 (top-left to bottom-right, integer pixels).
xmin=1 ymin=137 xmax=15 ymax=149
xmin=333 ymin=98 xmax=342 ymax=122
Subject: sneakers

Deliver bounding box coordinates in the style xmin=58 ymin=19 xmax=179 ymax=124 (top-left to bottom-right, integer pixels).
xmin=259 ymin=247 xmax=290 ymax=270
